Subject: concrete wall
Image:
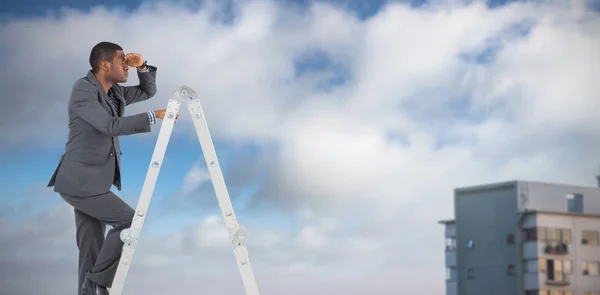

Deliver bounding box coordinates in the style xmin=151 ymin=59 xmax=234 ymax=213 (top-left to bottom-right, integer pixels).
xmin=455 ymin=184 xmax=519 ymax=295
xmin=521 ymin=181 xmax=600 ymax=215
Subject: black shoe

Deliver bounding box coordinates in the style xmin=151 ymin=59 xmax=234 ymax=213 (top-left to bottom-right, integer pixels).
xmin=80 ymin=276 xmax=97 ymax=295
xmin=97 ymin=285 xmax=109 ymax=295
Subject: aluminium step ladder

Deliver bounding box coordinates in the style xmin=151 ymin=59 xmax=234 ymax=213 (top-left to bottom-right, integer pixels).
xmin=108 ymin=86 xmax=260 ymax=295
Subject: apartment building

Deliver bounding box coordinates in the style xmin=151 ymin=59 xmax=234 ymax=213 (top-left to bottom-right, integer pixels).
xmin=438 ymin=179 xmax=600 ymax=295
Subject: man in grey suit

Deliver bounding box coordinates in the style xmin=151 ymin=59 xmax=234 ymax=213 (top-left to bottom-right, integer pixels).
xmin=48 ymin=41 xmax=170 ymax=295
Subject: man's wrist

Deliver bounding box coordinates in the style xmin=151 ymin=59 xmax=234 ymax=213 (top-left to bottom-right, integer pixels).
xmin=147 ymin=111 xmax=156 ymax=125
xmin=137 ymin=60 xmax=149 ymax=73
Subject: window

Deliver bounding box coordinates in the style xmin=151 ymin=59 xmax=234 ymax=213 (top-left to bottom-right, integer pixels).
xmin=545 ymin=259 xmax=572 ymax=282
xmin=524 ymin=227 xmax=538 ymax=241
xmin=466 ymin=239 xmax=474 ymax=249
xmin=582 ymin=230 xmax=599 ymax=245
xmin=524 ymin=227 xmax=571 ymax=247
xmin=507 ymin=264 xmax=515 ymax=275
xmin=566 ymin=193 xmax=583 ymax=213
xmin=445 ymin=237 xmax=456 ymax=251
xmin=582 ymin=261 xmax=599 ymax=276
xmin=507 ymin=234 xmax=514 ymax=244
xmin=539 ymin=227 xmax=571 ymax=244
xmin=467 ymin=268 xmax=475 ymax=279
xmin=544 ymin=228 xmax=571 ymax=244
xmin=526 ymin=290 xmax=573 ymax=295
xmin=446 ymin=267 xmax=456 ymax=281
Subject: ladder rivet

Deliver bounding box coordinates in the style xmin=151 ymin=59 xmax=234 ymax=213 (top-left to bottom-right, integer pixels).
xmin=137 ymin=210 xmax=145 ymax=217
xmin=152 ymin=161 xmax=159 ymax=167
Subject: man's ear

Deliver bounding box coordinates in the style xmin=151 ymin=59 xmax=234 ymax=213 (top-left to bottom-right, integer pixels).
xmin=100 ymin=60 xmax=109 ymax=72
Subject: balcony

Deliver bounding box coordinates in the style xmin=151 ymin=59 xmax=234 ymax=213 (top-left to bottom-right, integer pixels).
xmin=544 ymin=243 xmax=568 ymax=255
xmin=545 ymin=272 xmax=572 ymax=286
xmin=545 ymin=278 xmax=571 ymax=286
xmin=445 ymin=250 xmax=456 ymax=267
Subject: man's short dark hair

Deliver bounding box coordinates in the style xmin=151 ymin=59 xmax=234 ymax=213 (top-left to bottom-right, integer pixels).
xmin=89 ymin=42 xmax=123 ymax=73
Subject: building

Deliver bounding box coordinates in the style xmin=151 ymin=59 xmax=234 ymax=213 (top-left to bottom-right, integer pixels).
xmin=439 ymin=179 xmax=600 ymax=295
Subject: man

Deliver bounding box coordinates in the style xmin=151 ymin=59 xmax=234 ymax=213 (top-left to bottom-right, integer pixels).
xmin=47 ymin=41 xmax=170 ymax=295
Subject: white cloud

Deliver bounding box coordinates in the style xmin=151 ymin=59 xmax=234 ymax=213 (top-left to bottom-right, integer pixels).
xmin=2 ymin=0 xmax=600 ymax=294
xmin=180 ymin=160 xmax=211 ymax=196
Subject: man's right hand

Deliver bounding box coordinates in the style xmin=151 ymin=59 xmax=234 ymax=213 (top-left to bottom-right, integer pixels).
xmin=154 ymin=109 xmax=178 ymax=123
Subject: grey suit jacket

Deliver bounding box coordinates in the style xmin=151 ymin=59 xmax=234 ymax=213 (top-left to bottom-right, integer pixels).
xmin=48 ymin=66 xmax=158 ymax=197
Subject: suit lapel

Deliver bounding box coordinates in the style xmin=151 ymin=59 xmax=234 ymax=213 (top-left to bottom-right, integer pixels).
xmin=85 ymin=71 xmax=117 ymax=116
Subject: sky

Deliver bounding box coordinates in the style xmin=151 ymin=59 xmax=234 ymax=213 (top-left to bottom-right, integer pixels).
xmin=0 ymin=0 xmax=599 ymax=294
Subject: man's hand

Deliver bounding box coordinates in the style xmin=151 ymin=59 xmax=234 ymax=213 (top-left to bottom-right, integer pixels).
xmin=125 ymin=53 xmax=144 ymax=68
xmin=154 ymin=109 xmax=178 ymax=123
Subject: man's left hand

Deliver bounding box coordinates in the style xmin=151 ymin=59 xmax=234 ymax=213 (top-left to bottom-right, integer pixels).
xmin=125 ymin=53 xmax=144 ymax=68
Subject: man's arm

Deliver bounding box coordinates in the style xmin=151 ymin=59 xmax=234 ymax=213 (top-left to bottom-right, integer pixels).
xmin=71 ymin=81 xmax=152 ymax=136
xmin=123 ymin=64 xmax=158 ymax=106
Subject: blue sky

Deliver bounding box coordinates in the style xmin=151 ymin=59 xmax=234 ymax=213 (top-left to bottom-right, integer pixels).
xmin=2 ymin=0 xmax=599 ymax=294
xmin=0 ymin=0 xmax=521 ymax=18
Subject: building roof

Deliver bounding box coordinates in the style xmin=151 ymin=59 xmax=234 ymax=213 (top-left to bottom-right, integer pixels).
xmin=454 ymin=179 xmax=599 ymax=194
xmin=454 ymin=180 xmax=518 ymax=193
xmin=523 ymin=209 xmax=600 ymax=219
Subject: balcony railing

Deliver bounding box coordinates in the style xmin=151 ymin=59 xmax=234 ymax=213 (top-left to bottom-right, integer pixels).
xmin=545 ymin=274 xmax=571 ymax=286
xmin=545 ymin=278 xmax=570 ymax=286
xmin=544 ymin=243 xmax=568 ymax=255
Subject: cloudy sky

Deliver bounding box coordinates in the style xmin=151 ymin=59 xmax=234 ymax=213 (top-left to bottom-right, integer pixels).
xmin=1 ymin=0 xmax=599 ymax=294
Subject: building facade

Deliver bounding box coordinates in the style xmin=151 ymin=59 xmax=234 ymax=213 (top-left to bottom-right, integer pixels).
xmin=440 ymin=219 xmax=458 ymax=295
xmin=439 ymin=180 xmax=600 ymax=295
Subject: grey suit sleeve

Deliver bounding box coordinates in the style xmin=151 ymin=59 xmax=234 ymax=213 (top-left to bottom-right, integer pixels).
xmin=123 ymin=65 xmax=158 ymax=106
xmin=71 ymin=82 xmax=152 ymax=136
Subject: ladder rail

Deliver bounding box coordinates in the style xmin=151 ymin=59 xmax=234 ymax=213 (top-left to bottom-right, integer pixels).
xmin=109 ymin=94 xmax=182 ymax=295
xmin=187 ymin=96 xmax=260 ymax=295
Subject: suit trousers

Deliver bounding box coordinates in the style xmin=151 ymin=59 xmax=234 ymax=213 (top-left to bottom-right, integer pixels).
xmin=60 ymin=191 xmax=134 ymax=290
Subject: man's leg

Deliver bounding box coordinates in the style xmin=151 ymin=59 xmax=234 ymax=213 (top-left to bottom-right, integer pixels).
xmin=73 ymin=208 xmax=106 ymax=292
xmin=61 ymin=191 xmax=134 ymax=289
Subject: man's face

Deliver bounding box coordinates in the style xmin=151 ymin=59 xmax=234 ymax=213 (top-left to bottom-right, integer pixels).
xmin=106 ymin=50 xmax=129 ymax=83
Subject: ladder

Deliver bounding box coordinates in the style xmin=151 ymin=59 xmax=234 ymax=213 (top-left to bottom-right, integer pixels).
xmin=108 ymin=86 xmax=260 ymax=295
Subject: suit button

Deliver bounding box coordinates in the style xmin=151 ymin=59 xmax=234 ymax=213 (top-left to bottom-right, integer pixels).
xmin=110 ymin=153 xmax=114 ymax=157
